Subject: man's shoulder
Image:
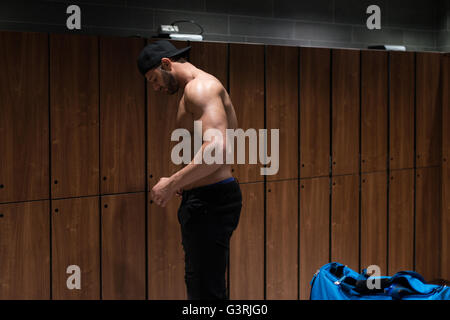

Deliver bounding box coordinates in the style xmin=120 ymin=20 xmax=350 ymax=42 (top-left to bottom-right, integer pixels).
xmin=184 ymin=75 xmax=223 ymax=105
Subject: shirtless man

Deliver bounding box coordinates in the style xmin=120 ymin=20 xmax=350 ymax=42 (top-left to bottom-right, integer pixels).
xmin=137 ymin=40 xmax=242 ymax=300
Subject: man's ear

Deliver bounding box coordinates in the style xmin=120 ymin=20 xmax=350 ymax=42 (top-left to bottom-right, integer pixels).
xmin=160 ymin=57 xmax=172 ymax=71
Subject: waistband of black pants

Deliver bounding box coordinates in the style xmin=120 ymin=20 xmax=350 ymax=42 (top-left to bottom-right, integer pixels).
xmin=182 ymin=177 xmax=240 ymax=198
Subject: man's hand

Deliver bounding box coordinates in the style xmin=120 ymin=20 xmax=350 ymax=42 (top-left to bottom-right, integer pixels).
xmin=151 ymin=177 xmax=177 ymax=207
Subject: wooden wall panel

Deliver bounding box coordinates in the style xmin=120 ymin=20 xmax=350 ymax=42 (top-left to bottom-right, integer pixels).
xmin=100 ymin=37 xmax=145 ymax=194
xmin=230 ymin=182 xmax=264 ymax=299
xmin=266 ymin=180 xmax=298 ymax=299
xmin=229 ymin=44 xmax=265 ymax=183
xmin=52 ymin=197 xmax=100 ymax=299
xmin=51 ymin=34 xmax=99 ymax=198
xmin=0 ymin=31 xmax=49 ymax=203
xmin=266 ymin=46 xmax=298 ymax=180
xmin=189 ymin=41 xmax=228 ymax=89
xmin=102 ymin=192 xmax=146 ymax=300
xmin=148 ymin=196 xmax=185 ymax=299
xmin=415 ymin=167 xmax=441 ymax=281
xmin=389 ymin=52 xmax=415 ymax=170
xmin=388 ymin=169 xmax=414 ymax=275
xmin=331 ymin=174 xmax=359 ymax=271
xmin=0 ymin=201 xmax=50 ymax=299
xmin=299 ymin=177 xmax=329 ymax=300
xmin=416 ymin=52 xmax=442 ymax=168
xmin=332 ymin=49 xmax=360 ymax=176
xmin=300 ymin=48 xmax=330 ymax=178
xmin=361 ymin=171 xmax=387 ymax=273
xmin=361 ymin=51 xmax=388 ymax=173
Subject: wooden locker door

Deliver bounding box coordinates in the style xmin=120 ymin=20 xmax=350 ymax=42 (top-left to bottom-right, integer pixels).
xmin=50 ymin=34 xmax=99 ymax=198
xmin=0 ymin=31 xmax=49 ymax=203
xmin=147 ymin=39 xmax=189 ymax=299
xmin=0 ymin=201 xmax=50 ymax=299
xmin=331 ymin=174 xmax=359 ymax=271
xmin=388 ymin=169 xmax=414 ymax=275
xmin=443 ymin=54 xmax=450 ymax=165
xmin=360 ymin=171 xmax=387 ymax=273
xmin=266 ymin=45 xmax=298 ymax=181
xmin=299 ymin=176 xmax=330 ymax=300
xmin=300 ymin=47 xmax=331 ymax=179
xmin=266 ymin=179 xmax=298 ymax=299
xmin=229 ymin=44 xmax=265 ymax=183
xmin=415 ymin=167 xmax=441 ymax=281
xmin=102 ymin=192 xmax=146 ymax=300
xmin=52 ymin=197 xmax=100 ymax=299
xmin=389 ymin=52 xmax=415 ymax=170
xmin=188 ymin=41 xmax=228 ymax=89
xmin=361 ymin=50 xmax=388 ymax=173
xmin=100 ymin=37 xmax=146 ymax=194
xmin=416 ymin=53 xmax=442 ymax=168
xmin=442 ymin=166 xmax=450 ymax=280
xmin=230 ymin=182 xmax=264 ymax=299
xmin=332 ymin=49 xmax=360 ymax=176
xmin=148 ymin=195 xmax=184 ymax=299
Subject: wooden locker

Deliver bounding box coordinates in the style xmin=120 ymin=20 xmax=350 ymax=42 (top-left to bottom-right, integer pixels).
xmin=266 ymin=179 xmax=298 ymax=299
xmin=188 ymin=41 xmax=228 ymax=89
xmin=300 ymin=47 xmax=331 ymax=179
xmin=415 ymin=167 xmax=441 ymax=281
xmin=50 ymin=34 xmax=99 ymax=198
xmin=388 ymin=169 xmax=414 ymax=275
xmin=361 ymin=50 xmax=388 ymax=173
xmin=389 ymin=52 xmax=415 ymax=170
xmin=332 ymin=49 xmax=360 ymax=176
xmin=52 ymin=197 xmax=100 ymax=299
xmin=0 ymin=31 xmax=49 ymax=203
xmin=299 ymin=176 xmax=330 ymax=300
xmin=361 ymin=171 xmax=387 ymax=273
xmin=229 ymin=44 xmax=265 ymax=183
xmin=331 ymin=174 xmax=359 ymax=271
xmin=102 ymin=192 xmax=146 ymax=299
xmin=266 ymin=45 xmax=299 ymax=181
xmin=148 ymin=195 xmax=185 ymax=299
xmin=230 ymin=182 xmax=264 ymax=299
xmin=416 ymin=53 xmax=442 ymax=168
xmin=442 ymin=166 xmax=450 ymax=280
xmin=100 ymin=37 xmax=146 ymax=194
xmin=443 ymin=54 xmax=450 ymax=165
xmin=0 ymin=200 xmax=50 ymax=299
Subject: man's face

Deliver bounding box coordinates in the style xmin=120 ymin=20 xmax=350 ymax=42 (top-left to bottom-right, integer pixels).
xmin=145 ymin=65 xmax=179 ymax=95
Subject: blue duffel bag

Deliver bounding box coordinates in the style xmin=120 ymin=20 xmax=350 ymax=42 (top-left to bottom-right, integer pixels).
xmin=310 ymin=262 xmax=450 ymax=300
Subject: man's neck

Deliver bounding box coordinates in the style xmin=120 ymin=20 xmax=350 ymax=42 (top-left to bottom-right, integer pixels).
xmin=175 ymin=62 xmax=198 ymax=89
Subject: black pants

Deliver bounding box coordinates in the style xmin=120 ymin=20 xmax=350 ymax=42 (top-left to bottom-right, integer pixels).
xmin=177 ymin=179 xmax=242 ymax=300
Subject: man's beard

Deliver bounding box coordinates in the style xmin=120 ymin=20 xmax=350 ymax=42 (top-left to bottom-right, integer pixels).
xmin=161 ymin=69 xmax=179 ymax=95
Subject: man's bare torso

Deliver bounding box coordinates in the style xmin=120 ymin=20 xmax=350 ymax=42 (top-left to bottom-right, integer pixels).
xmin=176 ymin=71 xmax=238 ymax=190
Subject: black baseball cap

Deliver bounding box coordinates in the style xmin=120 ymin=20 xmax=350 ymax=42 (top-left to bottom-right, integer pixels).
xmin=137 ymin=40 xmax=191 ymax=76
